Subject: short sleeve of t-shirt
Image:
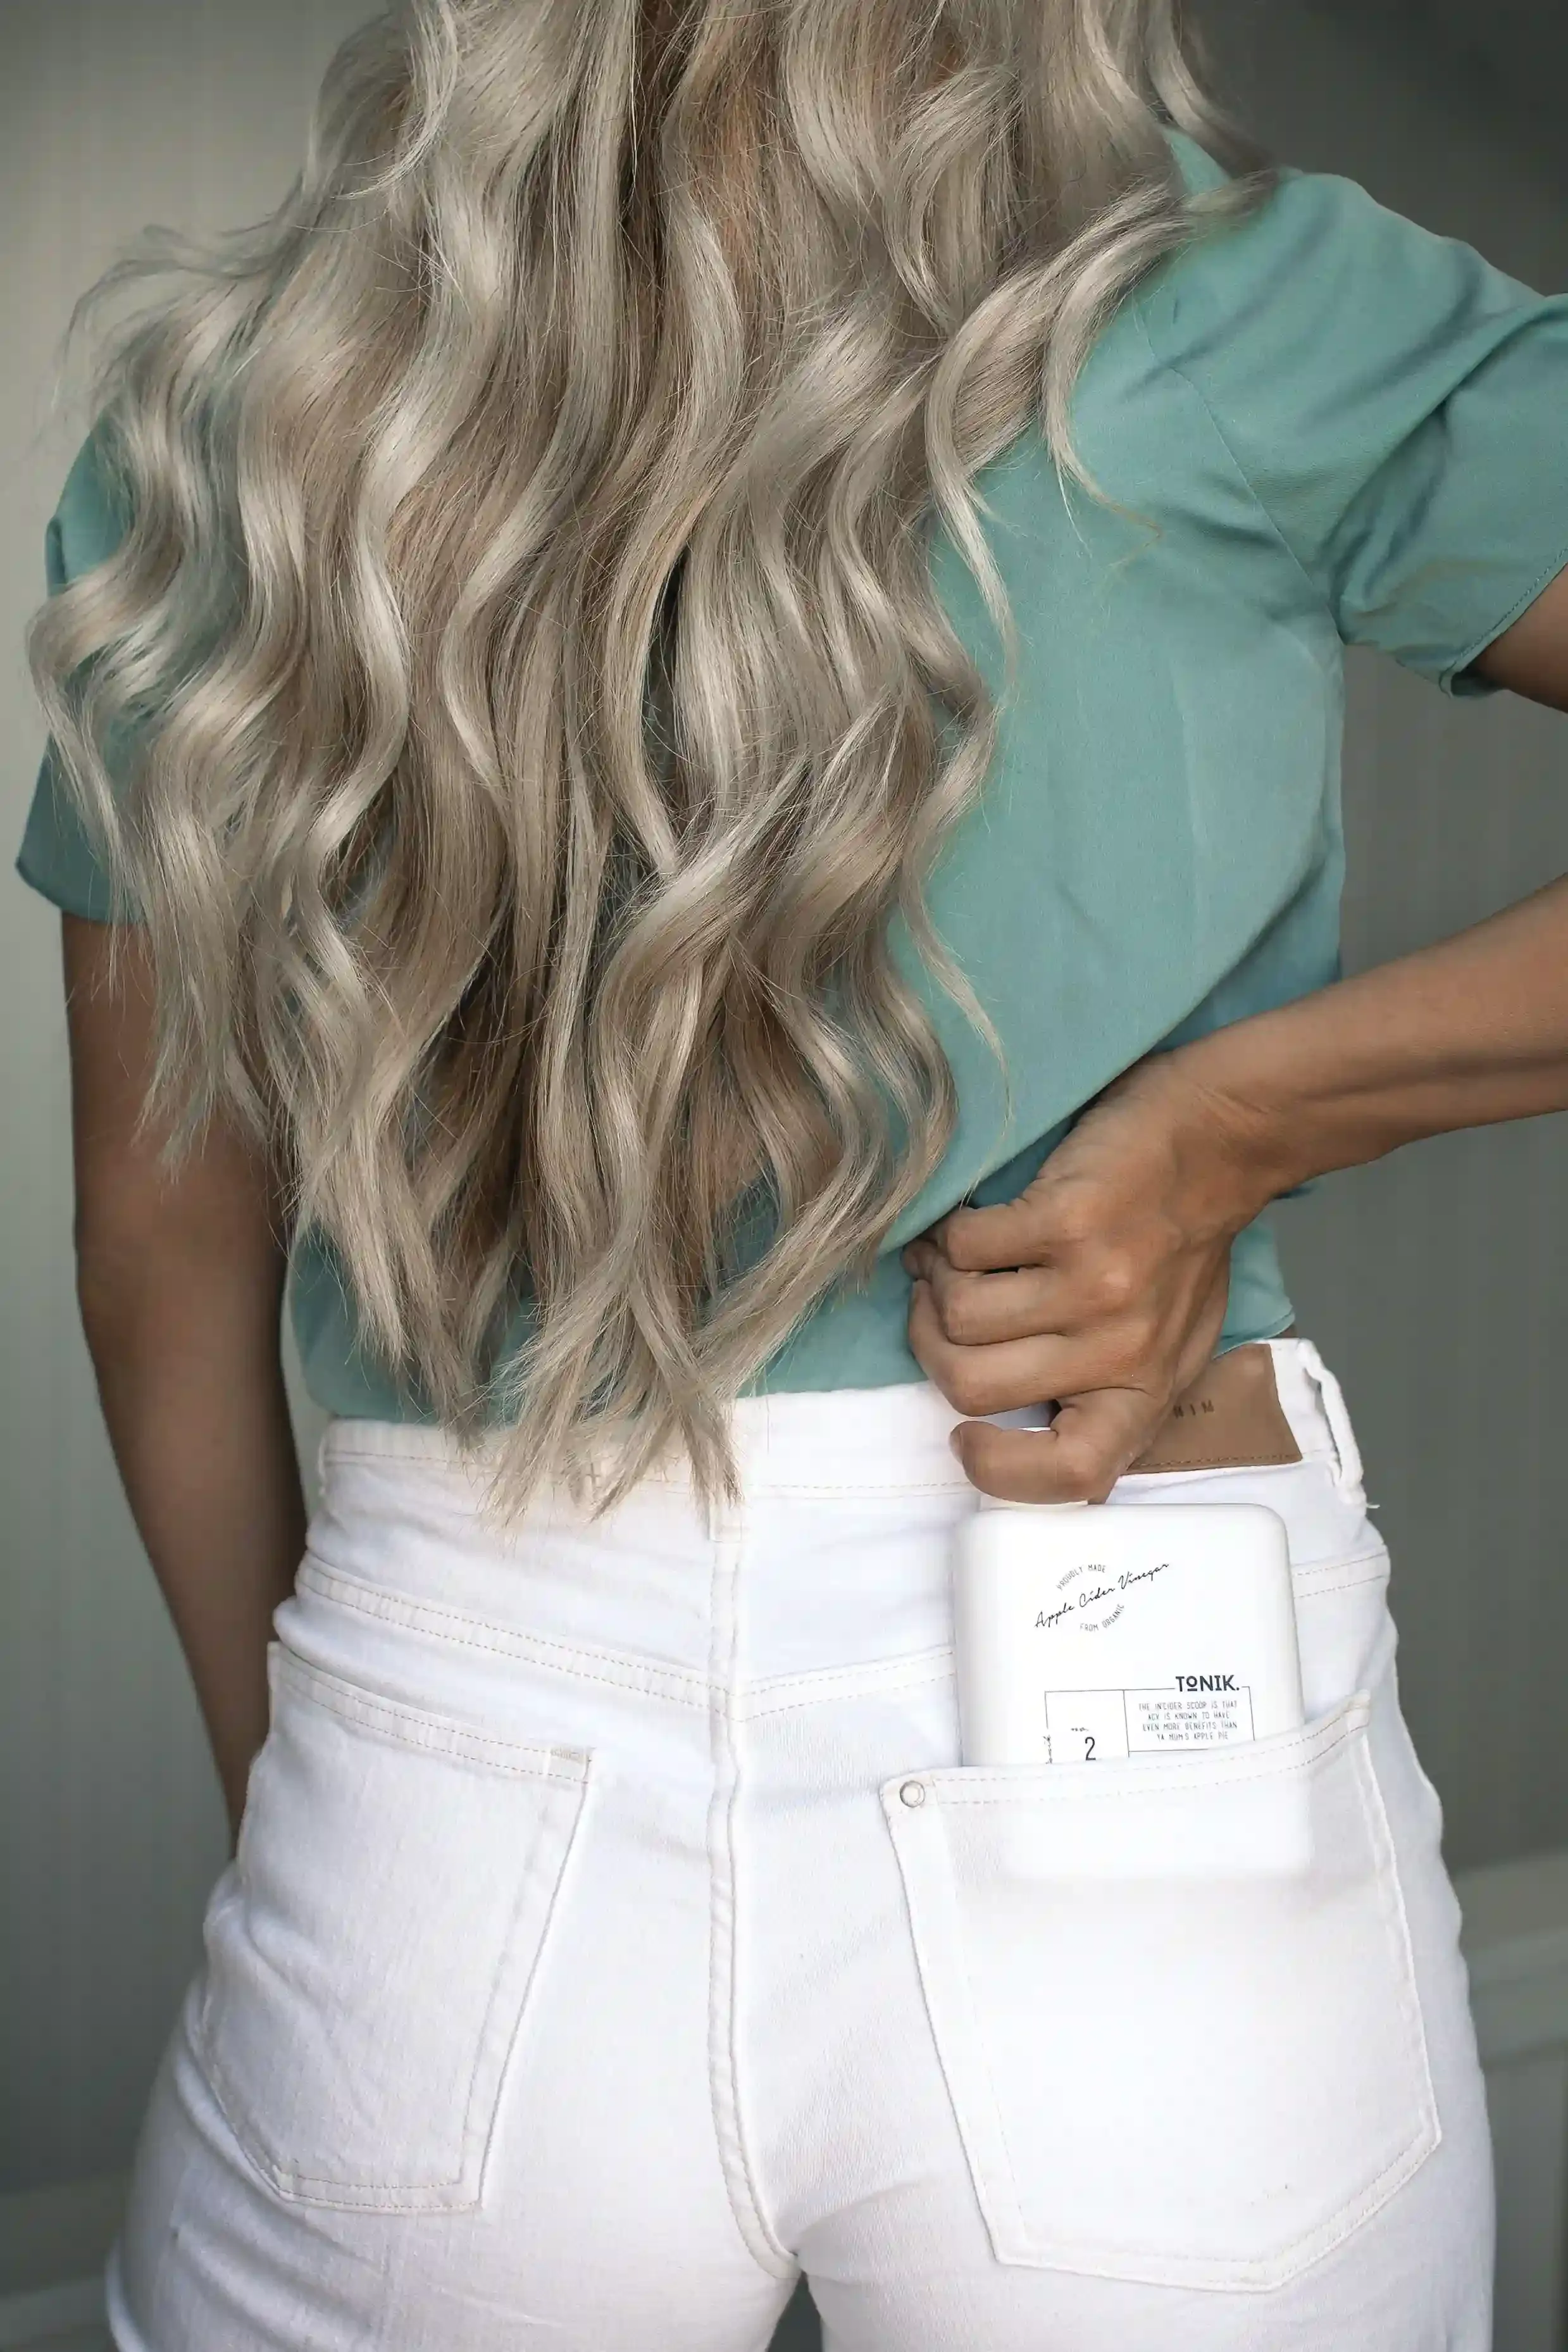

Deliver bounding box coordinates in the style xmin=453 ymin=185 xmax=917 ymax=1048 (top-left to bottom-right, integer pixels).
xmin=1142 ymin=139 xmax=1568 ymax=697
xmin=14 ymin=423 xmax=144 ymax=922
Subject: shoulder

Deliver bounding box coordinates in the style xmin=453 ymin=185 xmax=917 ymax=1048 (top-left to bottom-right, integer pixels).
xmin=1135 ymin=130 xmax=1568 ymax=685
xmin=1142 ymin=132 xmax=1543 ymax=399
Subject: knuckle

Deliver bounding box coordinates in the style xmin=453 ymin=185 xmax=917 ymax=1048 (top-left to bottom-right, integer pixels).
xmin=1092 ymin=1256 xmax=1138 ymax=1314
xmin=1045 ymin=1191 xmax=1098 ymax=1251
xmin=936 ymin=1279 xmax=986 ymax=1346
xmin=940 ymin=1213 xmax=973 ymax=1270
xmin=942 ymin=1216 xmax=992 ymax=1274
xmin=945 ymin=1363 xmax=993 ymax=1418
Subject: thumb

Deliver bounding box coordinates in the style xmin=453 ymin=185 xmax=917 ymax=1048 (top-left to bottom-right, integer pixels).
xmin=1040 ymin=1386 xmax=1163 ymax=1501
xmin=952 ymin=1384 xmax=1160 ymax=1504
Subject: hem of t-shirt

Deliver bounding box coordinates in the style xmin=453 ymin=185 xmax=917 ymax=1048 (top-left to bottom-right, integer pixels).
xmin=1440 ymin=532 xmax=1568 ymax=697
xmin=13 ymin=843 xmax=139 ymax=923
xmin=310 ymin=1318 xmax=1309 ymax=1426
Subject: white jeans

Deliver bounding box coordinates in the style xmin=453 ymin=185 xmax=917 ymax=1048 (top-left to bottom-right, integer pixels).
xmin=109 ymin=1339 xmax=1494 ymax=2350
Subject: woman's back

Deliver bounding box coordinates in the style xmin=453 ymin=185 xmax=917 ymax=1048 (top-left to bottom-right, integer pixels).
xmin=16 ymin=0 xmax=1283 ymax=1517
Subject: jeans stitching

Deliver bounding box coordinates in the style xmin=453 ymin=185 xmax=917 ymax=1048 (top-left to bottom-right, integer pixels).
xmin=322 ymin=1439 xmax=972 ymax=1499
xmin=737 ymin=1660 xmax=957 ymax=1723
xmin=273 ymin=1646 xmax=592 ymax=1779
xmin=1114 ymin=1440 xmax=1340 ymax=1484
xmin=299 ymin=1558 xmax=957 ymax=1715
xmin=705 ymin=1506 xmax=799 ymax=2279
xmin=197 ymin=1663 xmax=594 ymax=2211
xmin=296 ymin=1559 xmax=711 ymax=1708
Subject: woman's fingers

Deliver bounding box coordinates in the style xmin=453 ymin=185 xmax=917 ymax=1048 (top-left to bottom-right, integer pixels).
xmin=899 ymin=1059 xmax=1254 ymax=1501
xmin=950 ymin=1386 xmax=1160 ymax=1505
xmin=901 ymin=1241 xmax=1068 ymax=1348
xmin=907 ymin=1277 xmax=1128 ymax=1418
xmin=907 ymin=1262 xmax=1167 ymax=1498
xmin=904 ymin=1210 xmax=1152 ymax=1342
xmin=922 ymin=1191 xmax=1057 ymax=1274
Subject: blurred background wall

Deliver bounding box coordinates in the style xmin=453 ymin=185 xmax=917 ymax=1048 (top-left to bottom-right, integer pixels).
xmin=2 ymin=2 xmax=1566 ymax=2345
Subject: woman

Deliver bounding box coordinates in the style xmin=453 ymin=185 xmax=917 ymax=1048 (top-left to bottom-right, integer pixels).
xmin=18 ymin=1 xmax=1568 ymax=2344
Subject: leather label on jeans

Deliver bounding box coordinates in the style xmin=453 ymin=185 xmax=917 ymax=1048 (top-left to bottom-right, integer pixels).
xmin=1126 ymin=1343 xmax=1304 ymax=1475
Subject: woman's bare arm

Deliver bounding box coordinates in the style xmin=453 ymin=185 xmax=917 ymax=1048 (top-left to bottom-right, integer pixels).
xmin=63 ymin=912 xmax=305 ymax=1844
xmin=1467 ymin=561 xmax=1568 ymax=708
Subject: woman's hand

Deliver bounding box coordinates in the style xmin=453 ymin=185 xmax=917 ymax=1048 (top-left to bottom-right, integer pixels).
xmin=902 ymin=1051 xmax=1274 ymax=1503
xmin=907 ymin=857 xmax=1568 ymax=1501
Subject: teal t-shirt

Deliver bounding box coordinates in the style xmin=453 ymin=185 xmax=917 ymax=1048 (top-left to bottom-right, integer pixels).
xmin=17 ymin=132 xmax=1568 ymax=1420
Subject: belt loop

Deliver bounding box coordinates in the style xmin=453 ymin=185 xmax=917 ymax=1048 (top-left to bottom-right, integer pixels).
xmin=1289 ymin=1337 xmax=1365 ymax=1499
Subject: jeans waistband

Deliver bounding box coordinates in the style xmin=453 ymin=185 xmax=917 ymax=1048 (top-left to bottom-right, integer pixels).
xmin=299 ymin=1341 xmax=1369 ymax=1692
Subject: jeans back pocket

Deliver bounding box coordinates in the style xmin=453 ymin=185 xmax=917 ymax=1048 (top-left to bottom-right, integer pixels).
xmin=883 ymin=1690 xmax=1439 ymax=2290
xmin=194 ymin=1642 xmax=593 ymax=2213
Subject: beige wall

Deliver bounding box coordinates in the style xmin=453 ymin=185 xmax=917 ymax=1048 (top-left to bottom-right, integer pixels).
xmin=1 ymin=0 xmax=363 ymax=2203
xmin=2 ymin=0 xmax=1565 ymax=2199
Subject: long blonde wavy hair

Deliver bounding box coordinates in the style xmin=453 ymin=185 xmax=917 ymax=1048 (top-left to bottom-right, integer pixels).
xmin=28 ymin=0 xmax=1274 ymax=1522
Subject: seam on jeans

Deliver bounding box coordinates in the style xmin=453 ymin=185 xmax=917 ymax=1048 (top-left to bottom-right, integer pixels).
xmin=297 ymin=1540 xmax=1386 ymax=1742
xmin=728 ymin=1475 xmax=970 ymax=1496
xmin=990 ymin=2136 xmax=1440 ymax=2282
xmin=1114 ymin=1438 xmax=1338 ymax=1482
xmin=1120 ymin=1448 xmax=1304 ymax=1473
xmin=321 ymin=1430 xmax=973 ymax=1498
xmin=296 ymin=1558 xmax=712 ymax=1708
xmin=271 ymin=1646 xmax=592 ymax=1780
xmin=731 ymin=1648 xmax=957 ymax=1720
xmin=1293 ymin=1542 xmax=1389 ymax=1591
xmin=298 ymin=1556 xmax=961 ymax=1714
xmin=705 ymin=1508 xmax=798 ymax=2280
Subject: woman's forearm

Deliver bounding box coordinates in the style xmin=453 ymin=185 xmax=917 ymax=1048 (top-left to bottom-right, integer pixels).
xmin=63 ymin=911 xmax=305 ymax=1846
xmin=1173 ymin=872 xmax=1568 ymax=1211
xmin=78 ymin=1248 xmax=305 ymax=1846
